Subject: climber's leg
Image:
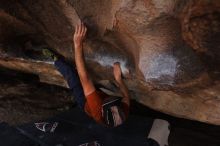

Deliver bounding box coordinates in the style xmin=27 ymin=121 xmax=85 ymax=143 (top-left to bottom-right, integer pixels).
xmin=55 ymin=58 xmax=85 ymax=109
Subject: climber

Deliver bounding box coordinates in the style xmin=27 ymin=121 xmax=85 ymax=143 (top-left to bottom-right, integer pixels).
xmin=73 ymin=22 xmax=131 ymax=127
xmin=43 ymin=22 xmax=130 ymax=127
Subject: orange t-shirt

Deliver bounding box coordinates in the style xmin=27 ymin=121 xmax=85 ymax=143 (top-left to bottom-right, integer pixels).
xmin=84 ymin=90 xmax=129 ymax=125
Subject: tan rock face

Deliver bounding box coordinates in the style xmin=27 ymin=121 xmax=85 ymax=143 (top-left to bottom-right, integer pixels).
xmin=0 ymin=0 xmax=220 ymax=125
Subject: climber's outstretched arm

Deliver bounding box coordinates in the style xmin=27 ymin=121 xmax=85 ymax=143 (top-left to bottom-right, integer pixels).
xmin=113 ymin=62 xmax=130 ymax=106
xmin=73 ymin=22 xmax=95 ymax=96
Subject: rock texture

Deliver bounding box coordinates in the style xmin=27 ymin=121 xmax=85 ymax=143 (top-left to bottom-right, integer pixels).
xmin=0 ymin=67 xmax=72 ymax=125
xmin=0 ymin=0 xmax=220 ymax=125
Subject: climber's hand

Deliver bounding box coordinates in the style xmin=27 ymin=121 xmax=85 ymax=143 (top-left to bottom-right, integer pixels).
xmin=113 ymin=62 xmax=122 ymax=83
xmin=73 ymin=22 xmax=87 ymax=49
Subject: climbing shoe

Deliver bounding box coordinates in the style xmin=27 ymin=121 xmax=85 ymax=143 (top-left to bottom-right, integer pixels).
xmin=42 ymin=48 xmax=58 ymax=61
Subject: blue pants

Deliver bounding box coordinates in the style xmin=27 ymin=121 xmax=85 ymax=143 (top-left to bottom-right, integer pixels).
xmin=55 ymin=59 xmax=86 ymax=109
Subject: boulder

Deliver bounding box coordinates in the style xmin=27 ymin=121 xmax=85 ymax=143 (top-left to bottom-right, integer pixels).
xmin=0 ymin=0 xmax=220 ymax=125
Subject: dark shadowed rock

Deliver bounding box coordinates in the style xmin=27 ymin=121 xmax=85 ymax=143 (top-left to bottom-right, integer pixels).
xmin=0 ymin=67 xmax=73 ymax=125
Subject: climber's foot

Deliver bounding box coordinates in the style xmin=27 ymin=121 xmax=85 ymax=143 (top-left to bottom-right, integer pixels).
xmin=42 ymin=48 xmax=58 ymax=61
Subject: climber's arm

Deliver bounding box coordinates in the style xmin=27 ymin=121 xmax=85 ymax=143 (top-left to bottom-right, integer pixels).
xmin=73 ymin=23 xmax=95 ymax=96
xmin=113 ymin=62 xmax=130 ymax=106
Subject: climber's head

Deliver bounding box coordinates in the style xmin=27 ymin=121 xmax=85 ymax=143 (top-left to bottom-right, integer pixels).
xmin=102 ymin=96 xmax=127 ymax=127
